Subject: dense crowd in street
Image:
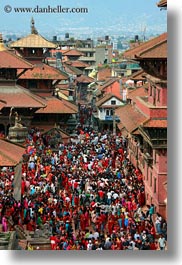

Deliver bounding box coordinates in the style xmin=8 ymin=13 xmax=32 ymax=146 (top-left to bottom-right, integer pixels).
xmin=0 ymin=126 xmax=167 ymax=250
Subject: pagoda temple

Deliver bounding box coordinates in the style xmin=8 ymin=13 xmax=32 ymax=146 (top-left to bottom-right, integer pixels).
xmin=10 ymin=18 xmax=69 ymax=96
xmin=0 ymin=33 xmax=46 ymax=135
xmin=9 ymin=19 xmax=78 ymax=132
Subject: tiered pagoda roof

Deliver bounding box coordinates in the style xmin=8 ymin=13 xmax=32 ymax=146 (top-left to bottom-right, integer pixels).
xmin=10 ymin=18 xmax=56 ymax=49
xmin=36 ymin=97 xmax=77 ymax=114
xmin=0 ymin=85 xmax=47 ymax=109
xmin=18 ymin=63 xmax=68 ymax=80
xmin=10 ymin=34 xmax=57 ymax=48
xmin=0 ymin=33 xmax=33 ymax=69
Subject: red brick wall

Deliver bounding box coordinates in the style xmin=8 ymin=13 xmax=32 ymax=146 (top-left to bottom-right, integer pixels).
xmin=135 ymin=97 xmax=167 ymax=118
xmin=144 ymin=152 xmax=167 ymax=218
xmin=104 ymin=81 xmax=122 ymax=98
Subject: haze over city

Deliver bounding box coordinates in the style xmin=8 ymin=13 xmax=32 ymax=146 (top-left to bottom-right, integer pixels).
xmin=0 ymin=0 xmax=167 ymax=39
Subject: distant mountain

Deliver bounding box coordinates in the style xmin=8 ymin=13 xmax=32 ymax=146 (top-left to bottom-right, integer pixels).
xmin=0 ymin=0 xmax=167 ymax=37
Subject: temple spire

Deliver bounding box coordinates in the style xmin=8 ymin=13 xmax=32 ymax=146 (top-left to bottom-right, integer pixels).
xmin=31 ymin=17 xmax=38 ymax=34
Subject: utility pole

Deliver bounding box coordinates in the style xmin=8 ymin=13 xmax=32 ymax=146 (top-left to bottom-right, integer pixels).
xmin=113 ymin=107 xmax=116 ymax=135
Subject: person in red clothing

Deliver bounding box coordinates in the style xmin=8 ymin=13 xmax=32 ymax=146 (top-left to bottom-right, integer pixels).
xmin=80 ymin=213 xmax=86 ymax=231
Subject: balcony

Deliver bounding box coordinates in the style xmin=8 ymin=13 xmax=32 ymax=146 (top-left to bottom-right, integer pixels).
xmin=143 ymin=152 xmax=153 ymax=165
xmin=105 ymin=115 xmax=120 ymax=121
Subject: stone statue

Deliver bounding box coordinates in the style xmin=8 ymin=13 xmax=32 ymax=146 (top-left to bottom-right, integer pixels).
xmin=14 ymin=111 xmax=23 ymax=128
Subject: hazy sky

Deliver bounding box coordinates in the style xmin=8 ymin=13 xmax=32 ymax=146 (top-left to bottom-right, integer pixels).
xmin=0 ymin=0 xmax=167 ymax=35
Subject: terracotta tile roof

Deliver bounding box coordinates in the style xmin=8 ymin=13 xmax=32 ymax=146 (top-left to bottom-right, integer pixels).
xmin=10 ymin=33 xmax=57 ymax=48
xmin=0 ymin=85 xmax=47 ymax=108
xmin=157 ymin=0 xmax=167 ymax=7
xmin=136 ymin=41 xmax=167 ymax=59
xmin=56 ymin=83 xmax=70 ymax=89
xmin=115 ymin=104 xmax=148 ymax=133
xmin=0 ymin=139 xmax=25 ymax=166
xmin=0 ymin=100 xmax=6 ymax=110
xmin=42 ymin=127 xmax=70 ymax=139
xmin=0 ymin=50 xmax=33 ymax=69
xmin=63 ymin=63 xmax=83 ymax=76
xmin=96 ymin=93 xmax=122 ymax=107
xmin=36 ymin=96 xmax=78 ymax=114
xmin=130 ymin=70 xmax=146 ymax=81
xmin=76 ymin=75 xmax=94 ymax=83
xmin=127 ymin=84 xmax=148 ymax=102
xmin=123 ymin=33 xmax=167 ymax=60
xmin=142 ymin=118 xmax=167 ymax=128
xmin=99 ymin=78 xmax=119 ymax=91
xmin=63 ymin=49 xmax=84 ymax=57
xmin=18 ymin=63 xmax=68 ymax=80
xmin=97 ymin=67 xmax=112 ymax=81
xmin=65 ymin=60 xmax=89 ymax=68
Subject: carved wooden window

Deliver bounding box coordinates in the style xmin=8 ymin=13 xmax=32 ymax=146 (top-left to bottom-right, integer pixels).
xmin=150 ymin=172 xmax=152 ymax=187
xmin=154 ymin=177 xmax=157 ymax=193
xmin=150 ymin=85 xmax=153 ymax=96
xmin=157 ymin=89 xmax=160 ymax=102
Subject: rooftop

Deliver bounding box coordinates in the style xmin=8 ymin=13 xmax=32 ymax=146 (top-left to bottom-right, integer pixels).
xmin=115 ymin=104 xmax=148 ymax=133
xmin=10 ymin=34 xmax=57 ymax=49
xmin=76 ymin=75 xmax=94 ymax=83
xmin=0 ymin=139 xmax=25 ymax=166
xmin=63 ymin=49 xmax=84 ymax=57
xmin=0 ymin=85 xmax=47 ymax=108
xmin=9 ymin=18 xmax=56 ymax=49
xmin=63 ymin=63 xmax=83 ymax=76
xmin=99 ymin=78 xmax=119 ymax=91
xmin=0 ymin=34 xmax=33 ymax=69
xmin=123 ymin=32 xmax=167 ymax=60
xmin=35 ymin=96 xmax=78 ymax=114
xmin=96 ymin=93 xmax=123 ymax=107
xmin=142 ymin=118 xmax=167 ymax=128
xmin=18 ymin=63 xmax=68 ymax=80
xmin=64 ymin=60 xmax=89 ymax=68
xmin=157 ymin=0 xmax=167 ymax=8
xmin=129 ymin=70 xmax=146 ymax=81
xmin=127 ymin=84 xmax=148 ymax=102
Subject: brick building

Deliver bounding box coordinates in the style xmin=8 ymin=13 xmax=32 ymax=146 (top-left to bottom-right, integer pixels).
xmin=116 ymin=32 xmax=167 ymax=218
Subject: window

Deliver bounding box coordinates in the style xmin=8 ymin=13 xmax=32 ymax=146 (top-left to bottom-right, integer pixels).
xmin=106 ymin=110 xmax=109 ymax=116
xmin=69 ymin=91 xmax=73 ymax=96
xmin=111 ymin=100 xmax=116 ymax=105
xmin=110 ymin=109 xmax=113 ymax=116
xmin=157 ymin=89 xmax=160 ymax=102
xmin=150 ymin=172 xmax=152 ymax=187
xmin=146 ymin=166 xmax=148 ymax=181
xmin=28 ymin=80 xmax=37 ymax=89
xmin=150 ymin=85 xmax=153 ymax=96
xmin=154 ymin=177 xmax=157 ymax=193
xmin=154 ymin=151 xmax=157 ymax=164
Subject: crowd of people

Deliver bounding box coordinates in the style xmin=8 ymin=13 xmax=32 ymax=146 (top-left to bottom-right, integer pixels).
xmin=0 ymin=126 xmax=167 ymax=250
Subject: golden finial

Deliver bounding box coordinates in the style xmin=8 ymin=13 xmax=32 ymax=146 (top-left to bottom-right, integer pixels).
xmin=31 ymin=17 xmax=38 ymax=34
